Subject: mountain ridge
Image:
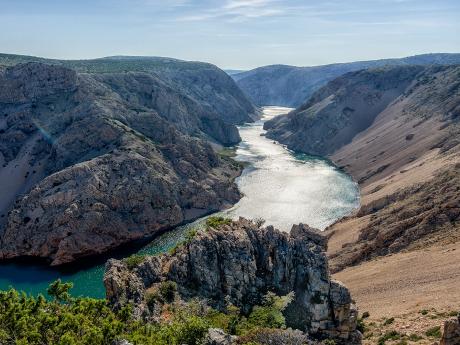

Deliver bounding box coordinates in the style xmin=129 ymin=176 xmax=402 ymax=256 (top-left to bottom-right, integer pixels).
xmin=233 ymin=53 xmax=460 ymax=107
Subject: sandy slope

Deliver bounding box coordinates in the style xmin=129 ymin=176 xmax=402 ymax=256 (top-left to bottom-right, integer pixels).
xmin=334 ymin=241 xmax=460 ymax=318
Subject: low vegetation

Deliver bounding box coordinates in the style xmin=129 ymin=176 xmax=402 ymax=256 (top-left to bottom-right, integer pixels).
xmin=123 ymin=254 xmax=145 ymax=270
xmin=358 ymin=308 xmax=455 ymax=345
xmin=206 ymin=216 xmax=232 ymax=228
xmin=0 ymin=281 xmax=298 ymax=345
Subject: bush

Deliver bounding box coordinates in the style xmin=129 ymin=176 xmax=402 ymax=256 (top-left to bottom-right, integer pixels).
xmin=123 ymin=254 xmax=145 ymax=270
xmin=408 ymin=333 xmax=423 ymax=341
xmin=383 ymin=317 xmax=394 ymax=325
xmin=244 ymin=293 xmax=294 ymax=330
xmin=425 ymin=326 xmax=441 ymax=338
xmin=0 ymin=282 xmax=298 ymax=345
xmin=357 ymin=317 xmax=366 ymax=334
xmin=362 ymin=311 xmax=370 ymax=319
xmin=377 ymin=330 xmax=401 ymax=345
xmin=206 ymin=216 xmax=232 ymax=229
xmin=47 ymin=279 xmax=73 ymax=302
xmin=159 ymin=281 xmax=177 ymax=303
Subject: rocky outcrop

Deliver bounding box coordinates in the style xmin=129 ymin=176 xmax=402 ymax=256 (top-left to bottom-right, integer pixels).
xmin=233 ymin=53 xmax=460 ymax=107
xmin=203 ymin=329 xmax=236 ymax=345
xmin=104 ymin=218 xmax=361 ymax=344
xmin=440 ymin=314 xmax=460 ymax=345
xmin=0 ymin=60 xmax=256 ymax=265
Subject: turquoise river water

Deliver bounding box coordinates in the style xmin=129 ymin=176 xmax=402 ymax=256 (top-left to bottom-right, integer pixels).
xmin=0 ymin=106 xmax=359 ymax=298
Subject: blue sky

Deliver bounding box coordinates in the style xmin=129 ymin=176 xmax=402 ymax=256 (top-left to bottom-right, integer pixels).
xmin=1 ymin=0 xmax=459 ymax=69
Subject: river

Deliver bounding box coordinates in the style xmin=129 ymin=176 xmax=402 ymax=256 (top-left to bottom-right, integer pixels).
xmin=0 ymin=106 xmax=359 ymax=298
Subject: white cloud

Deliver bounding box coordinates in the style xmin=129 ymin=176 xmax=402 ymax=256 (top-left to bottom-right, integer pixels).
xmin=177 ymin=0 xmax=287 ymax=22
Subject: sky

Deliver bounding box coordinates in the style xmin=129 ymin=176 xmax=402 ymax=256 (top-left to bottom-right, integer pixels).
xmin=0 ymin=0 xmax=459 ymax=69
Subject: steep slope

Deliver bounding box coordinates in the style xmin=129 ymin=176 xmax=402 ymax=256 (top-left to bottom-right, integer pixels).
xmin=104 ymin=218 xmax=361 ymax=344
xmin=0 ymin=61 xmax=254 ymax=265
xmin=0 ymin=54 xmax=259 ymax=125
xmin=234 ymin=53 xmax=460 ymax=107
xmin=264 ymin=64 xmax=460 ymax=319
xmin=265 ymin=64 xmax=460 ymax=263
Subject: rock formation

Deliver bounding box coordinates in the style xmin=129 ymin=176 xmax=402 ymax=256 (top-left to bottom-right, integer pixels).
xmin=104 ymin=218 xmax=361 ymax=344
xmin=440 ymin=314 xmax=460 ymax=345
xmin=233 ymin=53 xmax=460 ymax=107
xmin=0 ymin=59 xmax=257 ymax=265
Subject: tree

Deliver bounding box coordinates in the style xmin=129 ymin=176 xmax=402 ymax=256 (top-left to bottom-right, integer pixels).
xmin=47 ymin=279 xmax=73 ymax=303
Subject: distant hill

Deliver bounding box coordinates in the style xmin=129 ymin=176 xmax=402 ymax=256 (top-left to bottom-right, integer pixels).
xmin=224 ymin=69 xmax=246 ymax=76
xmin=233 ymin=53 xmax=460 ymax=107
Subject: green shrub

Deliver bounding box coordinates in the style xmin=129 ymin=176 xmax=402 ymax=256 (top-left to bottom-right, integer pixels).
xmin=245 ymin=292 xmax=294 ymax=330
xmin=323 ymin=339 xmax=336 ymax=345
xmin=123 ymin=254 xmax=145 ymax=270
xmin=357 ymin=317 xmax=366 ymax=334
xmin=47 ymin=279 xmax=73 ymax=302
xmin=383 ymin=317 xmax=394 ymax=325
xmin=0 ymin=281 xmax=299 ymax=345
xmin=377 ymin=330 xmax=401 ymax=345
xmin=408 ymin=333 xmax=423 ymax=341
xmin=362 ymin=311 xmax=370 ymax=319
xmin=425 ymin=326 xmax=441 ymax=338
xmin=206 ymin=216 xmax=232 ymax=229
xmin=185 ymin=228 xmax=198 ymax=242
xmin=159 ymin=281 xmax=177 ymax=303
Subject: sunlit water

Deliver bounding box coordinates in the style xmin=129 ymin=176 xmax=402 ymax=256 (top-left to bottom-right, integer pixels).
xmin=0 ymin=106 xmax=359 ymax=298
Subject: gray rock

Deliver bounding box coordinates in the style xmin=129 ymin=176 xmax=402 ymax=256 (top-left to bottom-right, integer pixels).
xmin=0 ymin=60 xmax=256 ymax=265
xmin=104 ymin=218 xmax=361 ymax=344
xmin=202 ymin=328 xmax=235 ymax=345
xmin=111 ymin=340 xmax=133 ymax=345
xmin=440 ymin=314 xmax=460 ymax=345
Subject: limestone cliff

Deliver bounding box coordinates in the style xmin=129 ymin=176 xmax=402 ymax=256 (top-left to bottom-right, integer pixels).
xmin=104 ymin=218 xmax=361 ymax=344
xmin=0 ymin=60 xmax=256 ymax=265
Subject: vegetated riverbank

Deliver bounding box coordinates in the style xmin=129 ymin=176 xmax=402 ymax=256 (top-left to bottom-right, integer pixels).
xmin=0 ymin=106 xmax=360 ymax=298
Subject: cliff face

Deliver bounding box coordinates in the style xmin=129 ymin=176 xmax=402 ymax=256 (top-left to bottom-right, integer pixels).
xmin=264 ymin=65 xmax=460 ymax=272
xmin=104 ymin=218 xmax=360 ymax=344
xmin=234 ymin=53 xmax=460 ymax=107
xmin=0 ymin=60 xmax=255 ymax=265
xmin=264 ymin=65 xmax=425 ymax=156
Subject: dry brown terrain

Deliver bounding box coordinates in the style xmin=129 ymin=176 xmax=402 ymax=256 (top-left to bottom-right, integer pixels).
xmin=284 ymin=65 xmax=460 ymax=341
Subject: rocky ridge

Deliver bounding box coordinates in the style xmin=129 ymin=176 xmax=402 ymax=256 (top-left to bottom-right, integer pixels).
xmin=234 ymin=53 xmax=460 ymax=107
xmin=104 ymin=218 xmax=361 ymax=344
xmin=0 ymin=60 xmax=256 ymax=265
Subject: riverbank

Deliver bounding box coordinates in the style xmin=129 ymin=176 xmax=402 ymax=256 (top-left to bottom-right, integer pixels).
xmin=0 ymin=106 xmax=360 ymax=298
